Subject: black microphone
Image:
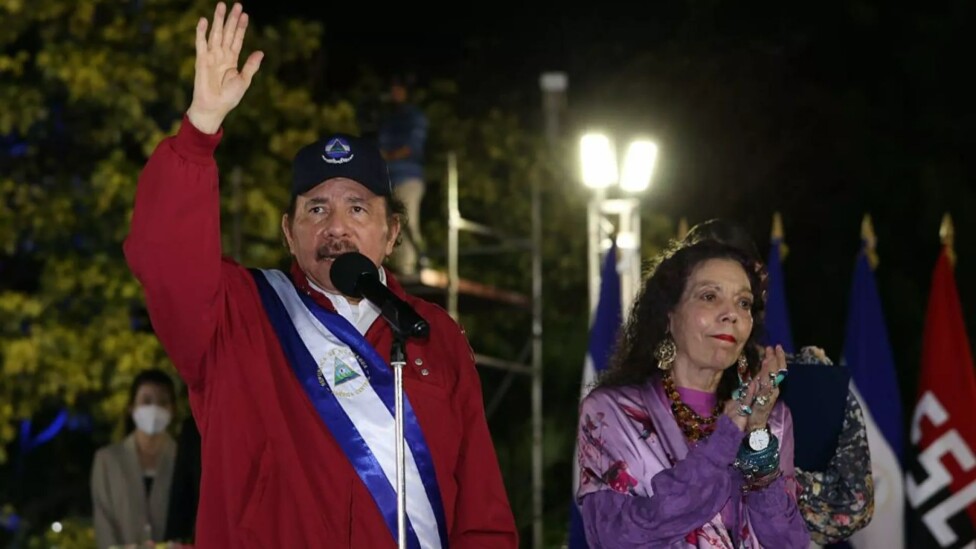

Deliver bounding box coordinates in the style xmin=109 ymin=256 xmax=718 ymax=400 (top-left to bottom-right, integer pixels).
xmin=330 ymin=252 xmax=430 ymax=339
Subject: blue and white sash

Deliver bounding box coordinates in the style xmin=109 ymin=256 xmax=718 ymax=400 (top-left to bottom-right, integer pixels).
xmin=251 ymin=269 xmax=448 ymax=549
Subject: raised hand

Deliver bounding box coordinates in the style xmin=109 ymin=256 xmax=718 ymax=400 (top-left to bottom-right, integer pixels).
xmin=746 ymin=345 xmax=787 ymax=431
xmin=186 ymin=2 xmax=263 ymax=134
xmin=722 ymin=345 xmax=787 ymax=431
xmin=723 ymin=374 xmax=757 ymax=431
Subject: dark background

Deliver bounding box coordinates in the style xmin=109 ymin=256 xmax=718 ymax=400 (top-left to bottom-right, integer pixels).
xmin=4 ymin=1 xmax=975 ymax=546
xmin=262 ymin=0 xmax=976 ymax=406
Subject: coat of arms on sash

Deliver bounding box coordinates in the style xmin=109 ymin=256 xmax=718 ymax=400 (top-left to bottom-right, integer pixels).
xmin=320 ymin=347 xmax=370 ymax=398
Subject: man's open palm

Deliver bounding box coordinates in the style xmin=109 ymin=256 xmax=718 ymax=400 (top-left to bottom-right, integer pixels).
xmin=187 ymin=2 xmax=263 ymax=133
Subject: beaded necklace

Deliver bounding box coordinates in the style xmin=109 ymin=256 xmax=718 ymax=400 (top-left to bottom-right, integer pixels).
xmin=662 ymin=372 xmax=721 ymax=442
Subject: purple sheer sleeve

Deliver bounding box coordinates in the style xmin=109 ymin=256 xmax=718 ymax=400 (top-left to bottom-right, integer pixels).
xmin=580 ymin=416 xmax=744 ymax=547
xmin=743 ymin=405 xmax=811 ymax=548
xmin=744 ymin=476 xmax=811 ymax=548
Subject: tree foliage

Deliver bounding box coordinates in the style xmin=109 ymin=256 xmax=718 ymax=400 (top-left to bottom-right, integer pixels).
xmin=0 ymin=0 xmax=357 ymax=539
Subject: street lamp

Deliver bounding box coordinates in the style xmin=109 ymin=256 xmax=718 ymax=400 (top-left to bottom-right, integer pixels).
xmin=579 ymin=134 xmax=617 ymax=189
xmin=579 ymin=132 xmax=657 ymax=192
xmin=579 ymin=132 xmax=658 ymax=317
xmin=620 ymin=140 xmax=658 ymax=192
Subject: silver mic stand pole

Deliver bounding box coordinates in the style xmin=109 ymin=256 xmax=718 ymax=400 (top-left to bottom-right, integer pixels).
xmin=391 ymin=335 xmax=407 ymax=549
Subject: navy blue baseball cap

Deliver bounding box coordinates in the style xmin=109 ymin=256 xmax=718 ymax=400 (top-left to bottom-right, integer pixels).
xmin=291 ymin=133 xmax=392 ymax=198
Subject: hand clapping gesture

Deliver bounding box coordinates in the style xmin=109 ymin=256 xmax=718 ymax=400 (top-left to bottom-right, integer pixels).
xmin=723 ymin=345 xmax=788 ymax=431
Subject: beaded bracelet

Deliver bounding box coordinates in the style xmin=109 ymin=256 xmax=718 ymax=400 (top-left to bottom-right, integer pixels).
xmin=741 ymin=468 xmax=783 ymax=493
xmin=733 ymin=434 xmax=780 ymax=480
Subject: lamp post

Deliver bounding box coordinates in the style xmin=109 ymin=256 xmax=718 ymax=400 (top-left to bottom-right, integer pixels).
xmin=579 ymin=133 xmax=658 ymax=315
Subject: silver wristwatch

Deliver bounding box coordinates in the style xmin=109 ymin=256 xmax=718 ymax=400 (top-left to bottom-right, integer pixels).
xmin=747 ymin=427 xmax=771 ymax=452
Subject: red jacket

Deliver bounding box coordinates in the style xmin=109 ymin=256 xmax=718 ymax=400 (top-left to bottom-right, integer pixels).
xmin=123 ymin=119 xmax=517 ymax=548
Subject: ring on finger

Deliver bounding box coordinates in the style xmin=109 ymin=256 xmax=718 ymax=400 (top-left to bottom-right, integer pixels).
xmin=770 ymin=369 xmax=788 ymax=388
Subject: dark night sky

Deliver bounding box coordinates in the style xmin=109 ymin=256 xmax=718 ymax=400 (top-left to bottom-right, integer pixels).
xmin=3 ymin=3 xmax=975 ymax=540
xmin=246 ymin=1 xmax=976 ymax=405
xmin=249 ymin=2 xmax=682 ymax=96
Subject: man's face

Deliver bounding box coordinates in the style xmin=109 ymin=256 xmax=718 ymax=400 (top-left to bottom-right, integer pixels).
xmin=282 ymin=177 xmax=399 ymax=294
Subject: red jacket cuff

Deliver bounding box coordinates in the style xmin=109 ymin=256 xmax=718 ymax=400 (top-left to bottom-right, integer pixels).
xmin=174 ymin=115 xmax=223 ymax=163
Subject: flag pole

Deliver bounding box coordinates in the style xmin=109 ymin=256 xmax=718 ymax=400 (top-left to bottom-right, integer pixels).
xmin=772 ymin=211 xmax=788 ymax=260
xmin=940 ymin=213 xmax=955 ymax=266
xmin=861 ymin=213 xmax=879 ymax=269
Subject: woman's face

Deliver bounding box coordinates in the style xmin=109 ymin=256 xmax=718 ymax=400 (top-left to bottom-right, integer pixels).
xmin=130 ymin=382 xmax=174 ymax=415
xmin=669 ymin=258 xmax=754 ymax=374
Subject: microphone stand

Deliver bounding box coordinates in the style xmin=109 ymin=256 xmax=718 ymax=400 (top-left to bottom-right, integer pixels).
xmin=332 ymin=253 xmax=430 ymax=548
xmin=390 ymin=331 xmax=408 ymax=549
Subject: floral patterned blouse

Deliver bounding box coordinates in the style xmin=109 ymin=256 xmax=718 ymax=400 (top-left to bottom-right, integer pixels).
xmin=790 ymin=347 xmax=875 ymax=545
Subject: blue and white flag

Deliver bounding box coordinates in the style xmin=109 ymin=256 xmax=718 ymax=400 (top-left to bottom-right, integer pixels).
xmin=569 ymin=243 xmax=622 ymax=549
xmin=843 ymin=239 xmax=905 ymax=549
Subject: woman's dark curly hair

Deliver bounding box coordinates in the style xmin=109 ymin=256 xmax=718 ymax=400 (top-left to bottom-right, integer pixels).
xmin=597 ymin=239 xmax=768 ymax=404
xmin=683 ymin=219 xmax=761 ymax=262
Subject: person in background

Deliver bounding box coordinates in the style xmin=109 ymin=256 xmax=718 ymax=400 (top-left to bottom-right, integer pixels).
xmin=91 ymin=369 xmax=177 ymax=549
xmin=378 ymin=73 xmax=429 ymax=276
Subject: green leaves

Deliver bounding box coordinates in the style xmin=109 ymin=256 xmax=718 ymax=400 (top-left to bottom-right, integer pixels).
xmin=0 ymin=0 xmax=351 ymax=464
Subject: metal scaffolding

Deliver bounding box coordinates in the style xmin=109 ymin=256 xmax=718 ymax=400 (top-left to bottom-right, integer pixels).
xmin=447 ymin=151 xmax=544 ymax=547
xmin=588 ymin=193 xmax=643 ymax=316
xmin=400 ymin=152 xmax=544 ymax=546
xmin=395 ymin=72 xmax=561 ymax=546
xmin=401 ymin=152 xmax=543 ymax=547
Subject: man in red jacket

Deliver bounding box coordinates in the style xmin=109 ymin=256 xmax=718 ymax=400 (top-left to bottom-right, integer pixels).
xmin=123 ymin=3 xmax=517 ymax=547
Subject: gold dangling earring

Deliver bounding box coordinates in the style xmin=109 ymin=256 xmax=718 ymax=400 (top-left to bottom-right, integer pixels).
xmin=655 ymin=336 xmax=677 ymax=370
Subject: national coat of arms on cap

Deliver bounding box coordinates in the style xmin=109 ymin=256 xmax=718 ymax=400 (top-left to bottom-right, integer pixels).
xmin=322 ymin=137 xmax=354 ymax=164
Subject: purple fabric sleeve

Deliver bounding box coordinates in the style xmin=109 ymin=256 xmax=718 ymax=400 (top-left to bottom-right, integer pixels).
xmin=744 ymin=475 xmax=811 ymax=548
xmin=580 ymin=416 xmax=743 ymax=547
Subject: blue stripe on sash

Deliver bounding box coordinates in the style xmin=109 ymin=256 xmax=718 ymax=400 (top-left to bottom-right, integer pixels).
xmin=251 ymin=269 xmax=449 ymax=548
xmin=251 ymin=270 xmax=420 ymax=547
xmin=291 ymin=285 xmax=450 ymax=548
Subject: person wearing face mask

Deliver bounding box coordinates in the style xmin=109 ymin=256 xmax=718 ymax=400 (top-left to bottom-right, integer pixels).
xmin=577 ymin=240 xmax=810 ymax=548
xmin=91 ymin=369 xmax=178 ymax=549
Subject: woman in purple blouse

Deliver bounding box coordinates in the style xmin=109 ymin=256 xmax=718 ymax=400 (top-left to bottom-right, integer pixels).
xmin=577 ymin=240 xmax=810 ymax=548
xmin=681 ymin=219 xmax=874 ymax=545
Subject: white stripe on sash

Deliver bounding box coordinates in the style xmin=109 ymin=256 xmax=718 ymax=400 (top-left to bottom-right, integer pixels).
xmin=263 ymin=270 xmax=442 ymax=548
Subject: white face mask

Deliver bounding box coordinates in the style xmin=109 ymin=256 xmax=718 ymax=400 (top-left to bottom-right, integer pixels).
xmin=132 ymin=404 xmax=172 ymax=435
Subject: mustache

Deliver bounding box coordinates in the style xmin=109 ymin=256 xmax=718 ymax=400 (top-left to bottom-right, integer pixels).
xmin=315 ymin=241 xmax=359 ymax=261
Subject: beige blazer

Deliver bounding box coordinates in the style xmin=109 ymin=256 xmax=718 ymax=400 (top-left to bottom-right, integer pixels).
xmin=90 ymin=432 xmax=176 ymax=549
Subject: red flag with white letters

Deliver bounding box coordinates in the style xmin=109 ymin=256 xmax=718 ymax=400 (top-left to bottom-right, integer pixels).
xmin=907 ymin=247 xmax=976 ymax=549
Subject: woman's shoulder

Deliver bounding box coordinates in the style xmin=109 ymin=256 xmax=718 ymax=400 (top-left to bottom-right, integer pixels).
xmin=582 ymin=380 xmax=654 ymax=412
